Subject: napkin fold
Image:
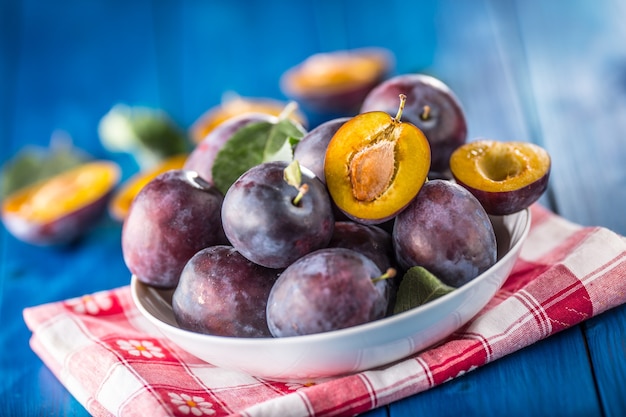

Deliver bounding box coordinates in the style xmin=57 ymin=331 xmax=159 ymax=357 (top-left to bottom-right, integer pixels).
xmin=23 ymin=204 xmax=626 ymax=417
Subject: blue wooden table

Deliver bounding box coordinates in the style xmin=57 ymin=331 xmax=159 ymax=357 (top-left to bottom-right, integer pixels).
xmin=2 ymin=0 xmax=626 ymax=415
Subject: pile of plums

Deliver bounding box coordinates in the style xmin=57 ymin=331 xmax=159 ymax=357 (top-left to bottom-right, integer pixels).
xmin=122 ymin=73 xmax=550 ymax=339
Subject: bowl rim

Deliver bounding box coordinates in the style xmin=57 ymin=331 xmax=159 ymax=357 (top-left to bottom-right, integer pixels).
xmin=131 ymin=208 xmax=531 ymax=349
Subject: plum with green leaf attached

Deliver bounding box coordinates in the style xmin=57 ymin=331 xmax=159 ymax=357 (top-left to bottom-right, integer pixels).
xmin=221 ymin=160 xmax=334 ymax=269
xmin=184 ymin=106 xmax=307 ymax=195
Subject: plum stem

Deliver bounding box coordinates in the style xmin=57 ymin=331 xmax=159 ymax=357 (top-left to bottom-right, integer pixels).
xmin=394 ymin=94 xmax=407 ymax=122
xmin=292 ymin=183 xmax=309 ymax=206
xmin=284 ymin=160 xmax=309 ymax=206
xmin=420 ymin=105 xmax=431 ymax=120
xmin=372 ymin=267 xmax=397 ymax=283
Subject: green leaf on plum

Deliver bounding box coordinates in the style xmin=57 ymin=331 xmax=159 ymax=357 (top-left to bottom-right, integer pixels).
xmin=283 ymin=160 xmax=302 ymax=189
xmin=393 ymin=266 xmax=455 ymax=314
xmin=211 ymin=119 xmax=305 ymax=194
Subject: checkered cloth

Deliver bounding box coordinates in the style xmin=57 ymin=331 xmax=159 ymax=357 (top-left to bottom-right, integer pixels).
xmin=23 ymin=204 xmax=626 ymax=417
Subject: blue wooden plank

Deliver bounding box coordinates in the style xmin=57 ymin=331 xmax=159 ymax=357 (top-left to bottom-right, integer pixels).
xmin=7 ymin=0 xmax=161 ymax=159
xmin=508 ymin=1 xmax=626 ymax=415
xmin=151 ymin=0 xmax=186 ymax=127
xmin=0 ymin=0 xmax=161 ymax=415
xmin=340 ymin=0 xmax=438 ymax=74
xmin=584 ymin=305 xmax=626 ymax=416
xmin=511 ymin=0 xmax=626 ymax=234
xmin=0 ymin=0 xmax=20 ymax=158
xmin=178 ymin=0 xmax=322 ymax=129
xmin=390 ymin=326 xmax=601 ymax=416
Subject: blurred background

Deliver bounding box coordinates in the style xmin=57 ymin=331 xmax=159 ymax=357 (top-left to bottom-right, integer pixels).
xmin=3 ymin=0 xmax=625 ymax=235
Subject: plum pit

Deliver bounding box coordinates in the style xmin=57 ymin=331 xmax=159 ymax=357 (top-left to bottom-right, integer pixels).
xmin=349 ymin=140 xmax=396 ymax=202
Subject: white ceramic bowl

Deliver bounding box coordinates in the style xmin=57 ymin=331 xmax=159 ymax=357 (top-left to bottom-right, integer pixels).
xmin=131 ymin=208 xmax=530 ymax=381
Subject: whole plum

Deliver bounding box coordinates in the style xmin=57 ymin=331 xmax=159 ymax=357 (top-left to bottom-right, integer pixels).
xmin=184 ymin=112 xmax=276 ymax=184
xmin=392 ymin=179 xmax=497 ymax=287
xmin=122 ymin=169 xmax=228 ymax=288
xmin=327 ymin=221 xmax=394 ymax=272
xmin=266 ymin=247 xmax=390 ymax=337
xmin=293 ymin=117 xmax=350 ymax=183
xmin=360 ymin=73 xmax=467 ymax=174
xmin=221 ymin=161 xmax=334 ymax=269
xmin=172 ymin=245 xmax=280 ymax=338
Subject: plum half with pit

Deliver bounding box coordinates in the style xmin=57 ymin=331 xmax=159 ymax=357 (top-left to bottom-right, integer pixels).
xmin=393 ymin=179 xmax=497 ymax=288
xmin=172 ymin=245 xmax=280 ymax=338
xmin=122 ymin=169 xmax=228 ymax=288
xmin=266 ymin=247 xmax=391 ymax=337
xmin=360 ymin=73 xmax=467 ymax=174
xmin=450 ymin=139 xmax=551 ymax=215
xmin=324 ymin=94 xmax=431 ymax=225
xmin=221 ymin=160 xmax=334 ymax=269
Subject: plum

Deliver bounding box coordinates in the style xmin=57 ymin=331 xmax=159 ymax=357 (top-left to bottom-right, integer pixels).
xmin=122 ymin=169 xmax=228 ymax=288
xmin=293 ymin=117 xmax=350 ymax=183
xmin=280 ymin=47 xmax=394 ymax=114
xmin=450 ymin=139 xmax=551 ymax=215
xmin=327 ymin=221 xmax=394 ymax=273
xmin=360 ymin=73 xmax=467 ymax=174
xmin=1 ymin=160 xmax=120 ymax=245
xmin=324 ymin=94 xmax=431 ymax=224
xmin=221 ymin=161 xmax=334 ymax=269
xmin=183 ymin=112 xmax=276 ymax=184
xmin=266 ymin=247 xmax=390 ymax=337
xmin=108 ymin=154 xmax=187 ymax=222
xmin=392 ymin=179 xmax=497 ymax=288
xmin=189 ymin=94 xmax=308 ymax=144
xmin=172 ymin=245 xmax=280 ymax=338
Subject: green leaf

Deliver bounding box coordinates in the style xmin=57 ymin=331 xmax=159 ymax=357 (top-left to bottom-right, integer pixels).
xmin=211 ymin=118 xmax=306 ymax=195
xmin=98 ymin=104 xmax=189 ymax=170
xmin=283 ymin=160 xmax=302 ymax=189
xmin=131 ymin=111 xmax=188 ymax=157
xmin=393 ymin=266 xmax=455 ymax=315
xmin=0 ymin=138 xmax=89 ymax=198
xmin=264 ymin=118 xmax=304 ymax=160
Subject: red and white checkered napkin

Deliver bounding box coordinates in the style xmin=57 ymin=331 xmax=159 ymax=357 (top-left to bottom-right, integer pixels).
xmin=23 ymin=204 xmax=626 ymax=417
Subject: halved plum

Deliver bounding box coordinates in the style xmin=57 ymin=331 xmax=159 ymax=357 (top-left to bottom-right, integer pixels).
xmin=324 ymin=95 xmax=431 ymax=224
xmin=280 ymin=47 xmax=394 ymax=114
xmin=1 ymin=161 xmax=120 ymax=245
xmin=450 ymin=140 xmax=551 ymax=215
